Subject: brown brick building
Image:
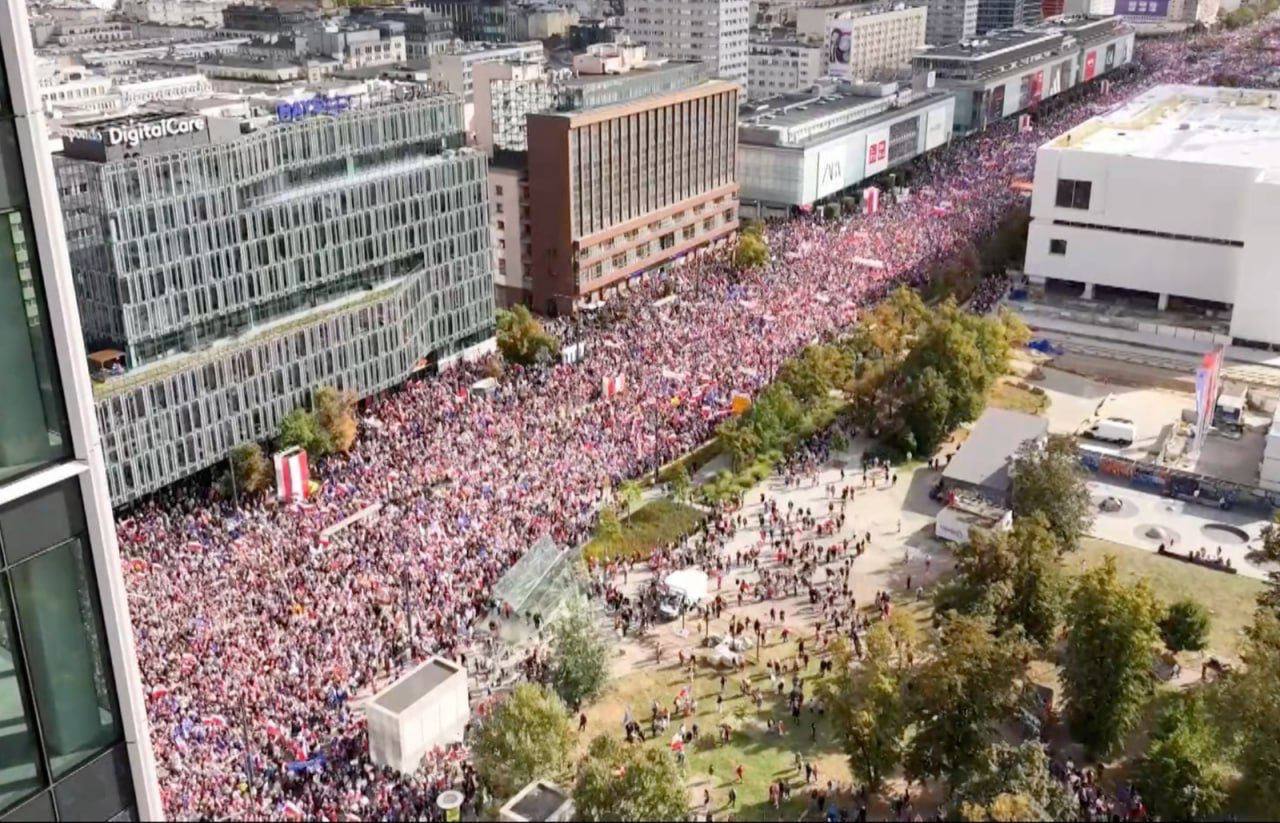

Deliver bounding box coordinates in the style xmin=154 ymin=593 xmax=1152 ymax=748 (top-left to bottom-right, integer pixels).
xmin=524 ymin=78 xmax=740 ymax=315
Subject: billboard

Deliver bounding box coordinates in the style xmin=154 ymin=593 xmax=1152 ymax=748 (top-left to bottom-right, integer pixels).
xmin=864 ymin=126 xmax=889 ymax=176
xmin=925 ymin=106 xmax=949 ymax=150
xmin=1105 ymin=43 xmax=1116 ymax=71
xmin=826 ymin=19 xmax=855 ymax=78
xmin=814 ymin=144 xmax=851 ymax=199
xmin=1118 ymin=0 xmax=1170 ymax=16
xmin=1083 ymin=50 xmax=1098 ymax=81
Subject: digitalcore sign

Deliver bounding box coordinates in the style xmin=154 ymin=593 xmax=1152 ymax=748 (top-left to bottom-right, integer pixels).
xmin=65 ymin=116 xmax=206 ymax=148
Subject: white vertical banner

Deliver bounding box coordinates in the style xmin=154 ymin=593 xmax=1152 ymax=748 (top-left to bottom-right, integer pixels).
xmin=274 ymin=446 xmax=310 ymax=501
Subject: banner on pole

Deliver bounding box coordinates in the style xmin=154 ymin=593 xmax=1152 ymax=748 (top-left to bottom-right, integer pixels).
xmin=602 ymin=373 xmax=626 ymax=399
xmin=862 ymin=186 xmax=880 ymax=215
xmin=275 ymin=446 xmax=311 ymax=502
xmin=1192 ymin=346 xmax=1224 ymax=455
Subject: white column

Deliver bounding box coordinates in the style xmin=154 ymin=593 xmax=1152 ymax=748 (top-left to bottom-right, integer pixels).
xmin=1157 ymin=292 xmax=1169 ymax=311
xmin=1081 ymin=282 xmax=1095 ymax=299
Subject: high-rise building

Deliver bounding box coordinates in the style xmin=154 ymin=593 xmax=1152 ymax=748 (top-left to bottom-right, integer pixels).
xmin=976 ymin=0 xmax=1041 ymax=33
xmin=797 ymin=3 xmax=928 ymax=81
xmin=53 ymin=91 xmax=496 ymax=504
xmin=412 ymin=0 xmax=513 ymax=42
xmin=747 ymin=34 xmax=825 ymax=99
xmin=624 ymin=0 xmax=750 ymax=88
xmin=0 ymin=2 xmax=162 ymax=820
xmin=525 ymin=63 xmax=740 ymax=313
xmin=926 ymin=0 xmax=980 ymax=44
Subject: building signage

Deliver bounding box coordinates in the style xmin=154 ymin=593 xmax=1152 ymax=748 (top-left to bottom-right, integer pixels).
xmin=825 ymin=19 xmax=855 ymax=79
xmin=1118 ymin=0 xmax=1169 ymax=16
xmin=64 ymin=116 xmax=206 ymax=148
xmin=1083 ymin=50 xmax=1098 ymax=81
xmin=864 ymin=126 xmax=889 ymax=176
xmin=276 ymin=96 xmax=351 ymax=122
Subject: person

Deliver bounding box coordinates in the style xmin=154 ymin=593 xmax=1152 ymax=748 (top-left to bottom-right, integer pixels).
xmin=579 ymin=712 xmax=587 ymax=733
xmin=728 ymin=787 xmax=738 ymax=809
xmin=735 ymin=763 xmax=745 ymax=784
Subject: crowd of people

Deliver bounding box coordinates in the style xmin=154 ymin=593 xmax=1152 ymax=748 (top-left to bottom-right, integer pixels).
xmin=115 ymin=19 xmax=1280 ymax=820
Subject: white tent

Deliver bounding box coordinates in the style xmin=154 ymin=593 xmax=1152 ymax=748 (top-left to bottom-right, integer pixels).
xmin=663 ymin=568 xmax=709 ymax=603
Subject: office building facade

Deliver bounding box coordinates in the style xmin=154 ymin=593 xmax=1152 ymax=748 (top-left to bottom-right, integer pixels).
xmin=926 ymin=0 xmax=980 ymax=44
xmin=747 ymin=35 xmax=825 ymax=99
xmin=526 ymin=77 xmax=740 ymax=313
xmin=0 ymin=2 xmax=162 ymax=819
xmin=798 ymin=4 xmax=928 ymax=81
xmin=624 ymin=0 xmax=751 ymax=88
xmin=54 ymin=93 xmax=495 ymax=504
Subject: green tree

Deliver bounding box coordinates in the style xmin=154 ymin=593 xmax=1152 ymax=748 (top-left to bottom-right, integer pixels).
xmin=1256 ymin=512 xmax=1280 ymax=617
xmin=821 ymin=630 xmax=910 ymax=793
xmin=572 ymin=734 xmax=688 ymax=822
xmin=314 ymin=385 xmax=358 ymax=452
xmin=1010 ymin=435 xmax=1093 ymax=550
xmin=934 ymin=515 xmax=1066 ymax=646
xmin=496 ymin=304 xmax=560 ymax=366
xmin=906 ymin=615 xmax=1029 ymax=791
xmin=548 ymin=596 xmax=610 ymax=709
xmin=733 ymin=231 xmax=769 ymax=269
xmin=776 ymin=344 xmax=852 ymax=405
xmin=1220 ymin=612 xmax=1280 ymax=809
xmin=616 ymin=480 xmax=643 ymax=514
xmin=668 ymin=463 xmax=692 ymax=502
xmin=277 ymin=407 xmax=333 ymax=460
xmin=1063 ymin=557 xmax=1160 ymax=756
xmin=1136 ymin=692 xmax=1228 ymax=820
xmin=472 ymin=683 xmax=575 ymax=799
xmin=1159 ymin=599 xmax=1210 ymax=654
xmin=219 ymin=442 xmax=272 ymax=498
xmin=954 ymin=742 xmax=1076 ymax=822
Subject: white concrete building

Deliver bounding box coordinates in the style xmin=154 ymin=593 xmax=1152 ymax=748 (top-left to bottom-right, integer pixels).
xmin=623 ymin=0 xmax=750 ymax=87
xmin=797 ymin=3 xmax=928 ymax=82
xmin=747 ymin=34 xmax=825 ymax=99
xmin=429 ymin=40 xmax=544 ymax=99
xmin=1025 ymin=85 xmax=1280 ymax=347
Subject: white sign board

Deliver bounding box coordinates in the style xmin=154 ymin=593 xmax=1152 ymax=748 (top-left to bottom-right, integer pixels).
xmin=925 ymin=106 xmax=949 ymax=151
xmin=864 ymin=126 xmax=890 ymax=176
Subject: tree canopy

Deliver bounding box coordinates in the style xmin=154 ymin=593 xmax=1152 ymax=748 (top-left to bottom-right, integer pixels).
xmin=1136 ymin=692 xmax=1228 ymax=821
xmin=471 ymin=683 xmax=575 ymax=799
xmin=547 ymin=597 xmax=611 ymax=709
xmin=954 ymin=742 xmax=1076 ymax=822
xmin=821 ymin=630 xmax=910 ymax=792
xmin=496 ymin=304 xmax=560 ymax=366
xmin=572 ymin=734 xmax=688 ymax=822
xmin=314 ymin=386 xmax=359 ymax=452
xmin=277 ymin=406 xmax=334 ymax=460
xmin=1220 ymin=612 xmax=1280 ymax=809
xmin=733 ymin=230 xmax=770 ymax=269
xmin=1159 ymin=599 xmax=1210 ymax=654
xmin=1063 ymin=557 xmax=1160 ymax=757
xmin=1010 ymin=435 xmax=1093 ymax=550
xmin=220 ymin=442 xmax=272 ymax=499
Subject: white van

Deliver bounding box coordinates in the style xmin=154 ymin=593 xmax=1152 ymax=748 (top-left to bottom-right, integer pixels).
xmin=1086 ymin=417 xmax=1136 ymax=446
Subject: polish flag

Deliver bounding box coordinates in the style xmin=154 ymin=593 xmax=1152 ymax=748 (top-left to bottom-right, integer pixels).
xmin=149 ymin=685 xmax=170 ymax=700
xmin=274 ymin=447 xmax=310 ymax=502
xmin=602 ymin=374 xmax=626 ymax=399
xmin=204 ymin=714 xmax=228 ymax=730
xmin=1018 ymin=114 xmax=1032 ymax=133
xmin=264 ymin=720 xmax=284 ymax=739
xmin=282 ymin=801 xmax=306 ymax=820
xmin=862 ymin=186 xmax=880 ymax=215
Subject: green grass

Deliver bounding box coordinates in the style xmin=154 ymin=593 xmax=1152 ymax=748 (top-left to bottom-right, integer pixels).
xmin=988 ymin=379 xmax=1049 ymax=415
xmin=583 ymin=499 xmax=705 ymax=564
xmin=1073 ymin=537 xmax=1265 ymax=660
xmin=581 ymin=633 xmax=850 ymax=820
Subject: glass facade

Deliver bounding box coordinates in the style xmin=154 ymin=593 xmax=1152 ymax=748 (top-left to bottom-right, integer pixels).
xmin=0 ymin=482 xmax=132 ymax=821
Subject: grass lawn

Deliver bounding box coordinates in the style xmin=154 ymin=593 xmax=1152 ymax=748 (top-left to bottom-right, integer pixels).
xmin=988 ymin=378 xmax=1050 ymax=415
xmin=583 ymin=499 xmax=706 ymax=564
xmin=581 ymin=633 xmax=850 ymax=820
xmin=1073 ymin=536 xmax=1265 ymax=659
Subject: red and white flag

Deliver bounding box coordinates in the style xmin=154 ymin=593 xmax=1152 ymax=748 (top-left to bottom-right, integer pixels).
xmin=602 ymin=374 xmax=626 ymax=399
xmin=862 ymin=186 xmax=880 ymax=215
xmin=204 ymin=714 xmax=228 ymax=730
xmin=1101 ymin=79 xmax=1112 ymax=95
xmin=274 ymin=447 xmax=310 ymax=502
xmin=282 ymin=801 xmax=306 ymax=820
xmin=1018 ymin=114 xmax=1032 ymax=133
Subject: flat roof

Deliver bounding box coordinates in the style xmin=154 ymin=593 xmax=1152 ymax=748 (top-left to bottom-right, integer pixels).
xmin=739 ymin=88 xmax=952 ymax=149
xmin=919 ymin=29 xmax=1059 ymax=61
xmin=508 ymin=782 xmax=571 ymax=821
xmin=1047 ymin=84 xmax=1280 ymax=170
xmin=373 ymin=658 xmax=460 ymax=714
xmin=943 ymin=408 xmax=1048 ymax=494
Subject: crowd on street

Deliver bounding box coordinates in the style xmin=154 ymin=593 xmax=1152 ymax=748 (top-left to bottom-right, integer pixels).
xmin=115 ymin=20 xmax=1280 ymax=820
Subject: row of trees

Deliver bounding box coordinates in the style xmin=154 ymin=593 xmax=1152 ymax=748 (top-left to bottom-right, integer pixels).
xmin=848 ymin=287 xmax=1028 ymax=458
xmin=219 ymin=385 xmax=359 ymax=498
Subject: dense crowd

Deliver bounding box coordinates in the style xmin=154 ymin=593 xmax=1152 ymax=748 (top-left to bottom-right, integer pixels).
xmin=116 ymin=19 xmax=1280 ymax=820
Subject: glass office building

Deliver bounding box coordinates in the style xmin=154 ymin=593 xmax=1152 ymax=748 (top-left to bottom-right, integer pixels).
xmin=0 ymin=2 xmax=161 ymax=819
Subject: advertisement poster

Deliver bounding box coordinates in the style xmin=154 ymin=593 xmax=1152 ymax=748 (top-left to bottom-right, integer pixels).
xmin=1119 ymin=0 xmax=1170 ymax=16
xmin=826 ymin=19 xmax=854 ymax=78
xmin=925 ymin=106 xmax=949 ymax=150
xmin=864 ymin=127 xmax=889 ymax=176
xmin=1083 ymin=50 xmax=1097 ymax=81
xmin=1105 ymin=43 xmax=1116 ymax=70
xmin=985 ymin=85 xmax=1006 ymax=123
xmin=1030 ymin=69 xmax=1044 ymax=105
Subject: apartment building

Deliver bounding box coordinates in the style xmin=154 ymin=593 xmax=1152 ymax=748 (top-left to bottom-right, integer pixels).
xmin=624 ymin=0 xmax=751 ymax=88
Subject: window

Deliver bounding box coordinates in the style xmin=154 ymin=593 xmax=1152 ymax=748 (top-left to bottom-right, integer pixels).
xmin=494 ymin=185 xmax=503 ymax=196
xmin=1055 ymin=179 xmax=1092 ymax=210
xmin=1049 ymin=238 xmax=1067 ymax=255
xmin=0 ymin=209 xmax=71 ymax=484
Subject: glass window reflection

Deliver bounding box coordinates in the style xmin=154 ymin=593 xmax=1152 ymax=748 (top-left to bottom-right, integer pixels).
xmin=9 ymin=540 xmax=122 ymax=778
xmin=0 ymin=577 xmax=44 ymax=814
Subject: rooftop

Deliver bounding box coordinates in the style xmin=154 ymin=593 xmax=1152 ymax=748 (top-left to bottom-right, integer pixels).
xmin=943 ymin=408 xmax=1049 ymax=495
xmin=1047 ymin=85 xmax=1280 ymax=170
xmin=373 ymin=658 xmax=461 ymax=714
xmin=739 ymin=85 xmax=950 ymax=148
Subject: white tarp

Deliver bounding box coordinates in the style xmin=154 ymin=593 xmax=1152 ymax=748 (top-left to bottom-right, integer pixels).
xmin=663 ymin=568 xmax=709 ymax=603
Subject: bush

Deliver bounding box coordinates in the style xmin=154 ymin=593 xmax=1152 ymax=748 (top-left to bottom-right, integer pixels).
xmin=1159 ymin=599 xmax=1210 ymax=654
xmin=314 ymin=386 xmax=358 ymax=452
xmin=219 ymin=443 xmax=272 ymax=499
xmin=278 ymin=407 xmax=333 ymax=461
xmin=733 ymin=231 xmax=769 ymax=269
xmin=497 ymin=304 xmax=560 ymax=366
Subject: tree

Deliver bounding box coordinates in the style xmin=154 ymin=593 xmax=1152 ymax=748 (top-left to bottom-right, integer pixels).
xmin=905 ymin=615 xmax=1029 ymax=791
xmin=1010 ymin=435 xmax=1093 ymax=550
xmin=1136 ymin=692 xmax=1228 ymax=820
xmin=314 ymin=385 xmax=358 ymax=452
xmin=776 ymin=344 xmax=852 ymax=405
xmin=733 ymin=231 xmax=769 ymax=269
xmin=277 ymin=407 xmax=333 ymax=460
xmin=668 ymin=463 xmax=691 ymax=502
xmin=595 ymin=506 xmax=622 ymax=543
xmin=821 ymin=631 xmax=910 ymax=793
xmin=954 ymin=742 xmax=1076 ymax=822
xmin=1159 ymin=599 xmax=1210 ymax=654
xmin=496 ymin=304 xmax=560 ymax=366
xmin=219 ymin=442 xmax=271 ymax=498
xmin=1220 ymin=612 xmax=1280 ymax=809
xmin=573 ymin=734 xmax=688 ymax=822
xmin=1255 ymin=512 xmax=1280 ymax=617
xmin=548 ymin=596 xmax=610 ymax=708
xmin=472 ymin=683 xmax=575 ymax=799
xmin=1062 ymin=557 xmax=1160 ymax=757
xmin=616 ymin=480 xmax=642 ymax=515
xmin=934 ymin=515 xmax=1066 ymax=646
